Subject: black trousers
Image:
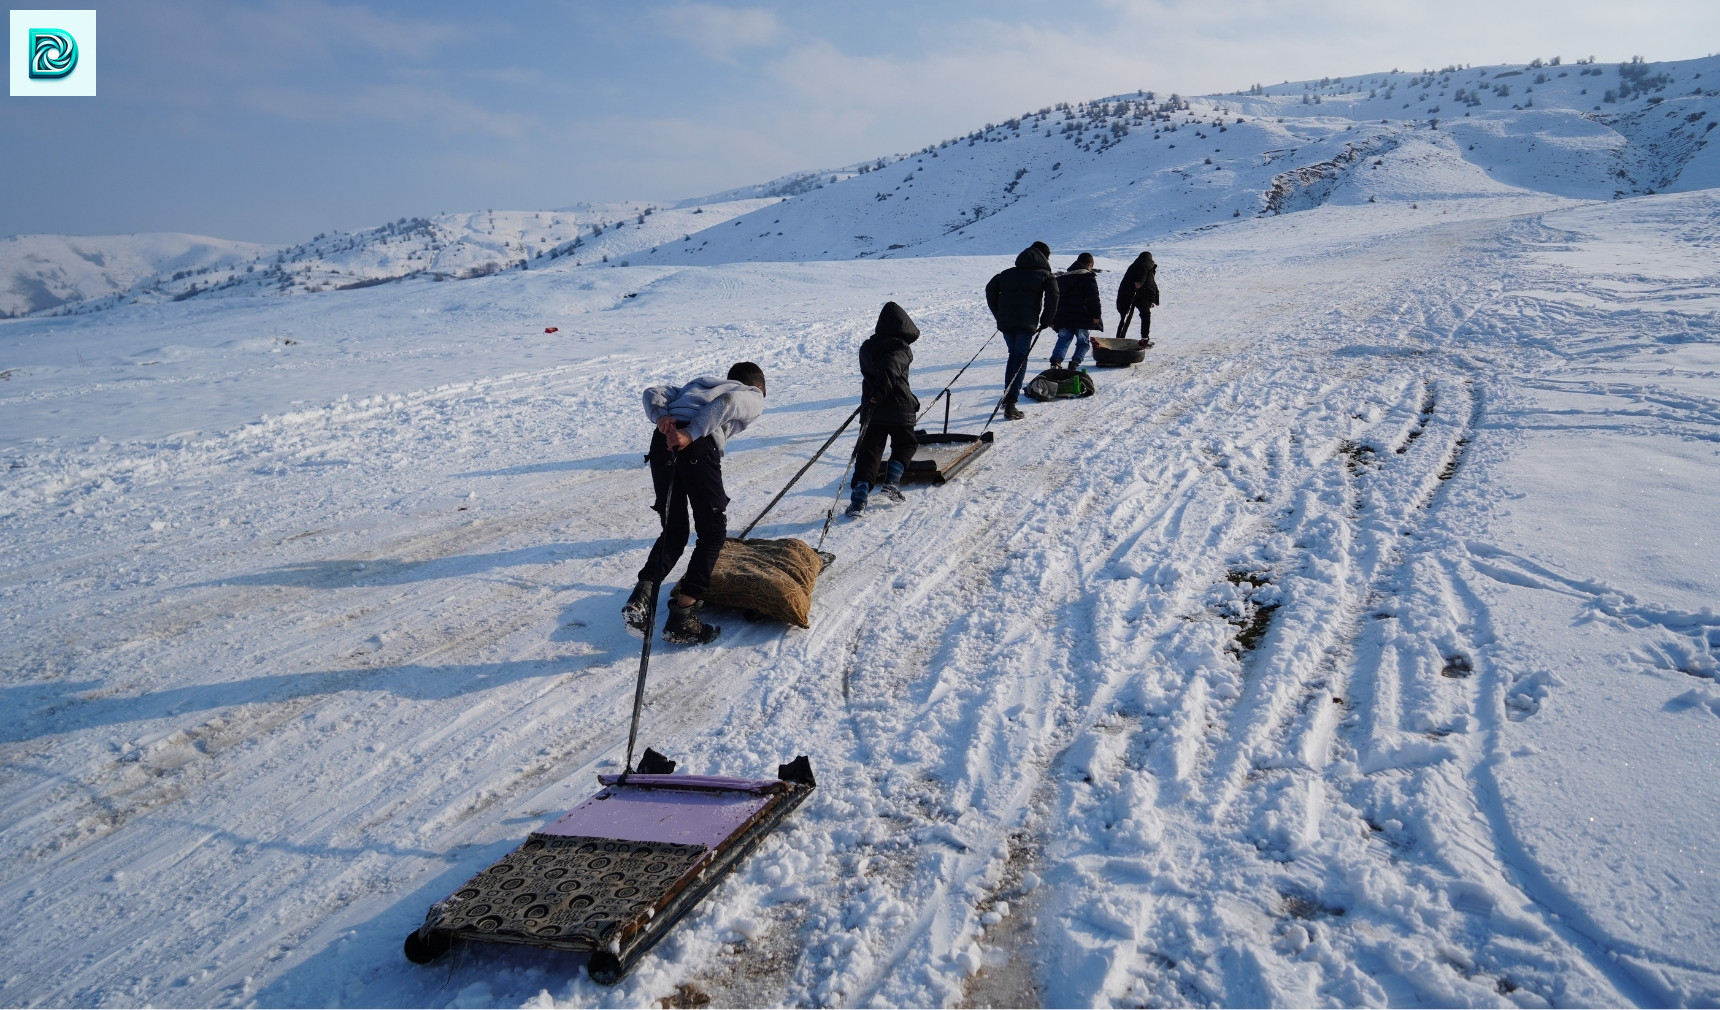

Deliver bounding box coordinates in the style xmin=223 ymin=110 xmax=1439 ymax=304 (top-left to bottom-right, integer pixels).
xmin=1120 ymin=305 xmax=1153 ymax=341
xmin=637 ymin=431 xmax=728 ymax=599
xmin=855 ymin=422 xmax=917 ymax=486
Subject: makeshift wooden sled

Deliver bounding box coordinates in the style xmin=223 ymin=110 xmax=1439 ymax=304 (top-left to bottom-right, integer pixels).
xmin=685 ymin=536 xmax=834 ymax=628
xmin=903 ymin=430 xmax=993 ymax=484
xmin=404 ymin=753 xmax=816 ymax=984
xmin=1091 ymin=336 xmax=1147 ymax=367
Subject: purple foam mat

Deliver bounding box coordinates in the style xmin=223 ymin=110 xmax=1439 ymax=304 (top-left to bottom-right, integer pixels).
xmin=541 ymin=780 xmax=778 ymax=849
xmin=595 ymin=773 xmax=780 ymax=793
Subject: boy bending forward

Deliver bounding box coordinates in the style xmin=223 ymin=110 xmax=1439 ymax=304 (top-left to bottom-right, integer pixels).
xmin=623 ymin=362 xmax=767 ymax=644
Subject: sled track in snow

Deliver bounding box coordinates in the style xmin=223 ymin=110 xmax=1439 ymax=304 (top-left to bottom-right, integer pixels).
xmin=7 ymin=197 xmax=1719 ymax=1007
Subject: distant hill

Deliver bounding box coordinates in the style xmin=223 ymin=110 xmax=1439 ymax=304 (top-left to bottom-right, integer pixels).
xmin=0 ymin=201 xmax=777 ymax=320
xmin=4 ymin=54 xmax=1715 ymax=318
xmin=0 ymin=233 xmax=272 ymax=317
xmin=666 ymin=55 xmax=1720 ymax=266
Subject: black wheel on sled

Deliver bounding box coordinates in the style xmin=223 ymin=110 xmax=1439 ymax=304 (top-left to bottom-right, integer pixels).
xmin=403 ymin=928 xmax=451 ymax=964
xmin=588 ymin=951 xmax=625 ymax=985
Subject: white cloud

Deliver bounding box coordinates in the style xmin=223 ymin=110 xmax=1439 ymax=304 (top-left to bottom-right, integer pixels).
xmin=137 ymin=0 xmax=463 ymax=77
xmin=1091 ymin=0 xmax=1720 ymax=90
xmin=240 ymin=83 xmax=533 ymax=140
xmin=655 ymin=4 xmax=784 ymax=59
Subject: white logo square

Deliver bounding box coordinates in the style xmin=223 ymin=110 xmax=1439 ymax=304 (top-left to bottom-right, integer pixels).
xmin=10 ymin=9 xmax=97 ymax=96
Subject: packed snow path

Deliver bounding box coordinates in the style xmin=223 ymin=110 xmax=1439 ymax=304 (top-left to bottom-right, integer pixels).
xmin=3 ymin=193 xmax=1718 ymax=1007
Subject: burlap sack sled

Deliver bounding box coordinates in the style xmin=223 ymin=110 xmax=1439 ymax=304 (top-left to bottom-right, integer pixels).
xmin=676 ymin=537 xmax=833 ymax=628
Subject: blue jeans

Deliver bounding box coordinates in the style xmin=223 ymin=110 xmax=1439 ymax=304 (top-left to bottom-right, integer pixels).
xmin=1050 ymin=328 xmax=1090 ymax=368
xmin=1002 ymin=329 xmax=1036 ymax=402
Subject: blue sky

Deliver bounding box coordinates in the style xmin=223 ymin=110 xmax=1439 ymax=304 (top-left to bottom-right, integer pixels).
xmin=4 ymin=0 xmax=1718 ymax=243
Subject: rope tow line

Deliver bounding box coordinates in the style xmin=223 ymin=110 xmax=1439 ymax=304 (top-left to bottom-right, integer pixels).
xmin=738 ymin=404 xmax=862 ymax=539
xmin=621 ymin=448 xmax=677 ymax=782
xmin=816 ymin=412 xmax=870 ymax=552
xmin=982 ymin=327 xmax=1047 ymax=432
xmin=916 ymin=328 xmax=1001 ymax=433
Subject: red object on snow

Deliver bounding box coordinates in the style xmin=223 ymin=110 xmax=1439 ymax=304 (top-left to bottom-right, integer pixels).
xmin=544 ymin=326 xmax=559 ymax=333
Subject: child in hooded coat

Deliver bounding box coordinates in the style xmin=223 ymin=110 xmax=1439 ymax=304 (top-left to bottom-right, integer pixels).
xmin=983 ymin=242 xmax=1060 ymax=419
xmin=1049 ymin=252 xmax=1103 ymax=369
xmin=849 ymin=302 xmax=922 ymax=515
xmin=1116 ymin=250 xmax=1160 ymax=346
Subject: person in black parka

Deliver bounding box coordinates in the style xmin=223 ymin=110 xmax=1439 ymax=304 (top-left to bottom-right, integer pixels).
xmin=1116 ymin=250 xmax=1160 ymax=345
xmin=849 ymin=301 xmax=921 ymax=515
xmin=1049 ymin=252 xmax=1103 ymax=369
xmin=984 ymin=242 xmax=1059 ymax=419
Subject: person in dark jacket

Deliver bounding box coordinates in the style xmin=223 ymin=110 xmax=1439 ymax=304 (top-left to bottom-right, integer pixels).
xmin=848 ymin=302 xmax=921 ymax=516
xmin=1116 ymin=250 xmax=1160 ymax=346
xmin=622 ymin=362 xmax=767 ymax=645
xmin=984 ymin=242 xmax=1059 ymax=419
xmin=1049 ymin=252 xmax=1103 ymax=369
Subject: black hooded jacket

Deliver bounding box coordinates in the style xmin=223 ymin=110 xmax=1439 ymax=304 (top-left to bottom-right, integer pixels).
xmin=1117 ymin=252 xmax=1160 ymax=314
xmin=859 ymin=301 xmax=921 ymax=426
xmin=1051 ymin=267 xmax=1103 ymax=331
xmin=985 ymin=247 xmax=1060 ymax=332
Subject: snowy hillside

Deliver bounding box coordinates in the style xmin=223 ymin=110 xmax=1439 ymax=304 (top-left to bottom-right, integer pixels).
xmin=2 ymin=201 xmax=776 ymax=318
xmin=2 ymin=55 xmax=1719 ymax=1010
xmin=8 ymin=55 xmax=1715 ymax=322
xmin=660 ymin=55 xmax=1720 ymax=265
xmin=0 ymin=233 xmax=272 ymax=318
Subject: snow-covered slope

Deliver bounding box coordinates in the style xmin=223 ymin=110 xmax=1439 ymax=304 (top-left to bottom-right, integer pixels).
xmin=2 ymin=201 xmax=776 ymax=318
xmin=4 ymin=191 xmax=1717 ymax=1009
xmin=0 ymin=233 xmax=273 ymax=318
xmin=2 ymin=55 xmax=1719 ymax=1010
xmin=652 ymin=55 xmax=1719 ymax=266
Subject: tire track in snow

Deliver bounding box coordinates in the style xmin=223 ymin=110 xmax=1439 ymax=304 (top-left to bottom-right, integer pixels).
xmin=1013 ymin=225 xmax=1568 ymax=1005
xmin=804 ymin=351 xmax=1424 ymax=1004
xmin=678 ymin=350 xmax=1264 ymax=1005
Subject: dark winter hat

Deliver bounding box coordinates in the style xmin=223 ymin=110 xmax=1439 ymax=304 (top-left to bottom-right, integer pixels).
xmin=1068 ymin=253 xmax=1095 ymax=271
xmin=727 ymin=361 xmax=766 ymax=396
xmin=1030 ymin=241 xmax=1051 ymax=258
xmin=874 ymin=301 xmax=921 ymax=343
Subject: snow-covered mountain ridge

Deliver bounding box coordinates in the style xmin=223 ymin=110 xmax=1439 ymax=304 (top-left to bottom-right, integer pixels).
xmin=0 ymin=232 xmax=272 ymax=318
xmin=671 ymin=53 xmax=1719 ymax=265
xmin=6 ymin=55 xmax=1715 ymax=319
xmin=1 ymin=200 xmax=777 ymax=319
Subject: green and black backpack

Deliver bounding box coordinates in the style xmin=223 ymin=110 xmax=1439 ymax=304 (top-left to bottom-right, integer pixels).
xmin=1024 ymin=367 xmax=1097 ymax=402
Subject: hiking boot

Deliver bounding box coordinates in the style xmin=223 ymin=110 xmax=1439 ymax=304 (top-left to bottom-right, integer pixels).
xmin=664 ymin=598 xmax=719 ymax=645
xmin=1048 ymin=357 xmax=1064 ymax=370
xmin=878 ymin=461 xmax=906 ymax=502
xmin=846 ymin=482 xmax=869 ymax=517
xmin=1002 ymin=400 xmax=1026 ymax=421
xmin=622 ymin=579 xmax=656 ymax=637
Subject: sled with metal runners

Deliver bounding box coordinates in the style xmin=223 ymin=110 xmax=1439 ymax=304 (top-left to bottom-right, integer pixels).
xmin=904 ymin=354 xmax=998 ymax=484
xmin=403 ymin=750 xmax=816 ymax=984
xmin=902 ymin=429 xmax=993 ymax=484
xmin=413 ymin=517 xmax=819 ymax=984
